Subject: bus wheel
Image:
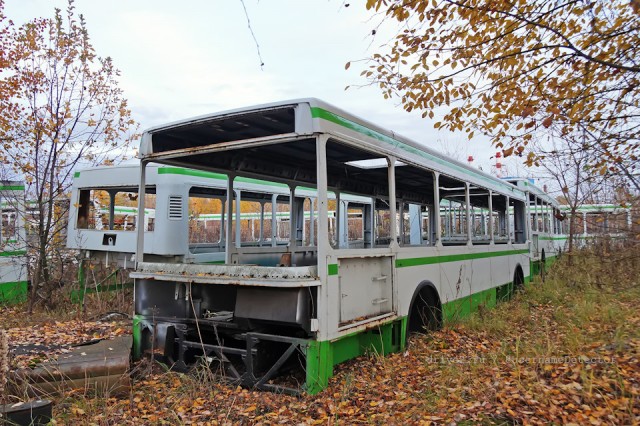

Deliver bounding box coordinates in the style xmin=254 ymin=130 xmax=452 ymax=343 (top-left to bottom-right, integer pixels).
xmin=408 ymin=284 xmax=442 ymax=334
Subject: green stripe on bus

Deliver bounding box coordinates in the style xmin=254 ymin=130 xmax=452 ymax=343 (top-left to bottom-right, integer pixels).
xmin=310 ymin=107 xmax=524 ymax=197
xmin=0 ymin=185 xmax=25 ymax=191
xmin=538 ymin=236 xmax=568 ymax=241
xmin=158 ymin=166 xmax=321 ymax=193
xmin=328 ymin=249 xmax=527 ymax=274
xmin=158 ymin=166 xmax=226 ymax=180
xmin=0 ymin=250 xmax=27 ymax=257
xmin=396 ymin=249 xmax=529 ymax=268
xmin=159 ymin=167 xmax=282 ymax=188
xmin=0 ymin=281 xmax=28 ymax=304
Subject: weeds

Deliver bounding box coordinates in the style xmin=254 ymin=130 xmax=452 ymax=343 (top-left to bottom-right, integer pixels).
xmin=3 ymin=245 xmax=639 ymax=424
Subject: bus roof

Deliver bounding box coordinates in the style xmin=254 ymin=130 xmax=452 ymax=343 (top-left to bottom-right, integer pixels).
xmin=503 ymin=177 xmax=559 ymax=207
xmin=139 ymin=98 xmax=525 ymax=199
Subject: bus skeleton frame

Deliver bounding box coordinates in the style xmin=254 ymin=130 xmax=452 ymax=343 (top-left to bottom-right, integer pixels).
xmin=68 ymin=164 xmax=371 ymax=265
xmin=130 ymin=99 xmax=549 ymax=394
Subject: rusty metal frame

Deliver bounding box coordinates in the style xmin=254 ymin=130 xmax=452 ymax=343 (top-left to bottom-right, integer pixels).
xmin=166 ymin=324 xmax=308 ymax=395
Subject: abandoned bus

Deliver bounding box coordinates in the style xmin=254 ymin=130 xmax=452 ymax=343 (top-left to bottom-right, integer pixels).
xmin=504 ymin=178 xmax=567 ymax=273
xmin=68 ymin=164 xmax=371 ymax=266
xmin=0 ymin=181 xmax=28 ymax=304
xmin=67 ymin=164 xmax=371 ymax=300
xmin=132 ymin=99 xmax=530 ymax=394
xmin=560 ymin=203 xmax=633 ymax=245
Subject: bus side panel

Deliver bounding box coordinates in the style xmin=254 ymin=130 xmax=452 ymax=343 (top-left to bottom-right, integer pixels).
xmin=148 ymin=182 xmax=188 ymax=256
xmin=393 ymin=247 xmax=526 ymax=329
xmin=438 ymin=248 xmax=494 ymax=321
xmin=395 ymin=260 xmax=440 ymax=319
xmin=0 ymin=255 xmax=28 ymax=304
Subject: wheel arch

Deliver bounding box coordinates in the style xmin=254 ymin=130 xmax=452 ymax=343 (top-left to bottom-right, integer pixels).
xmin=407 ymin=280 xmax=443 ymax=333
xmin=513 ymin=263 xmax=525 ymax=290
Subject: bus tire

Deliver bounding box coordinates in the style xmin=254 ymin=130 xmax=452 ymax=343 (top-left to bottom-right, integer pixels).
xmin=407 ymin=282 xmax=442 ymax=334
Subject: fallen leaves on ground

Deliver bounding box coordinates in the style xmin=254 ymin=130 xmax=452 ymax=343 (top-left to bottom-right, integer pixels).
xmin=2 ymin=254 xmax=639 ymax=424
xmin=49 ymin=318 xmax=639 ymax=425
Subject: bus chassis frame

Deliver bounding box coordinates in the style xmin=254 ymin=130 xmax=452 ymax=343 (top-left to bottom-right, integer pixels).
xmin=149 ymin=320 xmax=309 ymax=396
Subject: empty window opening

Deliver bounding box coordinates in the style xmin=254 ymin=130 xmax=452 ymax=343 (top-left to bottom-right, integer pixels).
xmin=76 ymin=188 xmax=156 ymax=232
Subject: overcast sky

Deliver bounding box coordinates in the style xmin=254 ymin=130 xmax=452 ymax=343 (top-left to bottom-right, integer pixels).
xmin=5 ymin=0 xmax=521 ymax=173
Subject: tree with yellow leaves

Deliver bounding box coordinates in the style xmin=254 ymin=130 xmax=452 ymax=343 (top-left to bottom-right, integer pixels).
xmin=0 ymin=0 xmax=138 ymax=309
xmin=359 ymin=0 xmax=640 ymax=187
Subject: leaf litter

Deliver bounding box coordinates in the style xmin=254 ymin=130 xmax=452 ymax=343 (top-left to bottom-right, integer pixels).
xmin=1 ymin=256 xmax=639 ymax=424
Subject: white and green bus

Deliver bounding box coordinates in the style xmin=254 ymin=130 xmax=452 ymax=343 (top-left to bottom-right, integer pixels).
xmin=505 ymin=178 xmax=567 ymax=273
xmin=131 ymin=99 xmax=533 ymax=394
xmin=0 ymin=181 xmax=28 ymax=304
xmin=561 ymin=203 xmax=632 ymax=238
xmin=67 ymin=164 xmax=371 ymax=267
xmin=67 ymin=164 xmax=371 ymax=301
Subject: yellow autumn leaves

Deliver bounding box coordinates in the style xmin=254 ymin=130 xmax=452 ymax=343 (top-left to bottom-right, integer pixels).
xmin=361 ymin=0 xmax=640 ymax=172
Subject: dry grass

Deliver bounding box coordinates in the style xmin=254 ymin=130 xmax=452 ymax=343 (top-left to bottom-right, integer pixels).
xmin=3 ymin=243 xmax=639 ymax=424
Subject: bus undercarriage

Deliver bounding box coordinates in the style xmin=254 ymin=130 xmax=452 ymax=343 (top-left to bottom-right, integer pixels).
xmin=132 ymin=262 xmax=319 ymax=394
